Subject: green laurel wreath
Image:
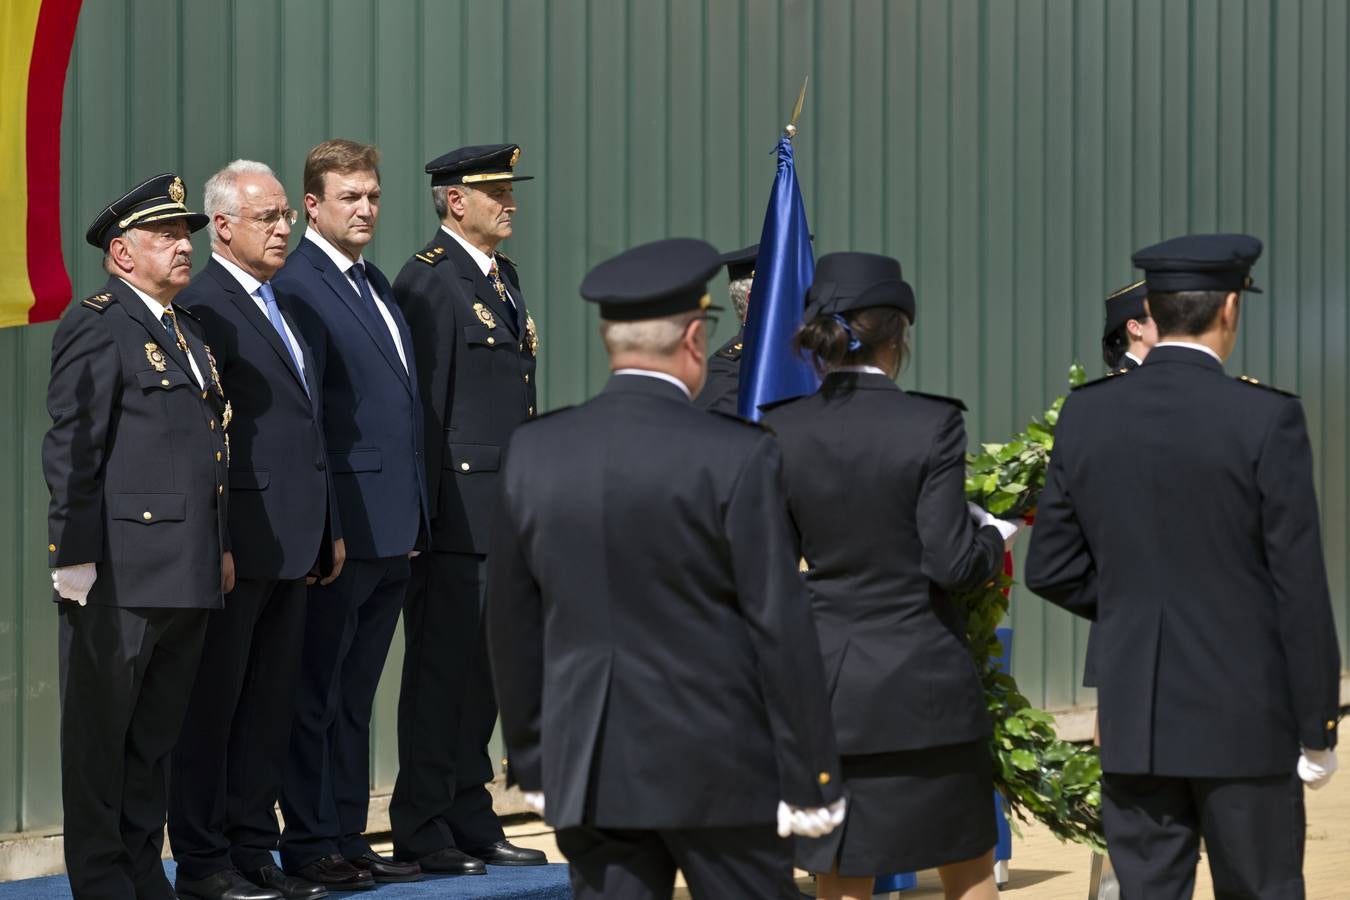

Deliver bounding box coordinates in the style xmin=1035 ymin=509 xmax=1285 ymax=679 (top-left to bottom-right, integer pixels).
xmin=958 ymin=362 xmax=1107 ymax=852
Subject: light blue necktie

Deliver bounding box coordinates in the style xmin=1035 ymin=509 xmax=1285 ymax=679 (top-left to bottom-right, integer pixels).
xmin=258 ymin=282 xmax=307 ymax=395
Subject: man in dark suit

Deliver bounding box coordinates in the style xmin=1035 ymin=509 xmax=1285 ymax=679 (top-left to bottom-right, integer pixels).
xmin=1026 ymin=234 xmax=1341 ymax=899
xmin=273 ymin=139 xmax=428 ymax=890
xmin=44 ymin=174 xmax=227 ymax=900
xmin=168 ymin=160 xmax=341 ymax=900
xmin=694 ymin=243 xmax=756 ymax=415
xmin=486 ymin=238 xmax=845 ymax=900
xmin=389 ymin=144 xmax=544 ymax=873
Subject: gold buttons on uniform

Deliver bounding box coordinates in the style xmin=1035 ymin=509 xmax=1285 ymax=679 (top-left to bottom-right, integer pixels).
xmin=142 ymin=511 xmax=153 ymax=521
xmin=216 ymin=451 xmax=222 ymax=462
xmin=487 ymin=336 xmax=496 ymax=345
xmin=217 ymin=484 xmax=223 ymax=495
xmin=209 ymin=420 xmax=216 ymax=430
xmin=818 ymin=772 xmax=831 ymax=785
xmin=524 ymin=374 xmax=530 ymax=384
xmin=48 ymin=543 xmax=56 ymax=552
xmin=1329 ymin=720 xmax=1337 ymax=730
xmin=528 ymin=406 xmax=535 ymax=416
xmin=161 ymin=378 xmax=170 ymax=387
xmin=460 ymin=462 xmax=470 ymax=471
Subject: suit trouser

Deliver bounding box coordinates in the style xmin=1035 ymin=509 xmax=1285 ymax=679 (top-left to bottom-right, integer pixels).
xmin=278 ymin=556 xmax=408 ymax=870
xmin=168 ymin=577 xmax=307 ymax=880
xmin=556 ymin=824 xmax=799 ymax=900
xmin=389 ymin=550 xmax=503 ymax=856
xmin=1102 ymin=771 xmax=1306 ymax=900
xmin=59 ymin=603 xmax=209 ymax=900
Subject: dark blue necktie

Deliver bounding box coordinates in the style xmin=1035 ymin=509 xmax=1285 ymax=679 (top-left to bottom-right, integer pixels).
xmin=349 ymin=262 xmax=403 ymax=368
xmin=258 ymin=282 xmax=308 ymax=395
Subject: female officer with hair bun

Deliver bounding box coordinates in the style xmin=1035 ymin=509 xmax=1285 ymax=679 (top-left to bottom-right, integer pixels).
xmin=761 ymin=252 xmax=1018 ymax=900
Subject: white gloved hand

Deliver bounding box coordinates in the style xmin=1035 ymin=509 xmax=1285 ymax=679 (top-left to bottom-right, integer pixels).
xmin=967 ymin=502 xmax=1020 ymax=543
xmin=522 ymin=791 xmax=546 ymax=815
xmin=51 ymin=563 xmax=97 ymax=606
xmin=1297 ymin=747 xmax=1338 ymax=790
xmin=776 ymin=797 xmax=847 ymax=839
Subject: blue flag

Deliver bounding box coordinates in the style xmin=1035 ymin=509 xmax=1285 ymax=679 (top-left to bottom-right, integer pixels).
xmin=737 ymin=137 xmax=819 ymax=420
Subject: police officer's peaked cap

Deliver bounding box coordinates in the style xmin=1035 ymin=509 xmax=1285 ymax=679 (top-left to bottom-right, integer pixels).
xmin=1103 ymin=280 xmax=1149 ymax=338
xmin=86 ymin=173 xmax=208 ymax=250
xmin=721 ymin=244 xmax=759 ymax=282
xmin=581 ymin=238 xmax=724 ymax=322
xmin=1132 ymin=233 xmax=1263 ymax=294
xmin=806 ymin=251 xmax=916 ymax=323
xmin=425 ymin=143 xmax=533 ymax=186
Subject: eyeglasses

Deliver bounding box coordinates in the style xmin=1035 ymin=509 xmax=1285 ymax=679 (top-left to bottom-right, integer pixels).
xmin=225 ymin=208 xmax=299 ymax=230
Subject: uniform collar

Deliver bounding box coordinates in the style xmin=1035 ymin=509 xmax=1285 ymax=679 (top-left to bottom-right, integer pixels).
xmin=1145 ymin=343 xmax=1225 ymax=371
xmin=1152 ymin=341 xmax=1224 ymax=365
xmin=119 ymin=277 xmax=175 ymax=320
xmin=611 ymin=368 xmax=692 ymax=399
xmin=441 ymin=224 xmax=496 ymax=277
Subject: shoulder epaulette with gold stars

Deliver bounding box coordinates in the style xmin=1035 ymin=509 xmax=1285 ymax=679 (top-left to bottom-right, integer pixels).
xmin=1073 ymin=367 xmax=1132 ymax=390
xmin=1237 ymin=374 xmax=1299 ymax=399
xmin=80 ymin=292 xmax=113 ymax=312
xmin=415 ymin=246 xmax=447 ymax=265
xmin=716 ymin=341 xmax=743 ymax=361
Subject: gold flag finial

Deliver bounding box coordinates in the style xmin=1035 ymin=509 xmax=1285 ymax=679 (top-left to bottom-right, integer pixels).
xmin=785 ymin=75 xmax=809 ymax=139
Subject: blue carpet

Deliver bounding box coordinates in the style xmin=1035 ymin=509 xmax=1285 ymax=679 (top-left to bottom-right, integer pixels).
xmin=0 ymin=860 xmax=571 ymax=899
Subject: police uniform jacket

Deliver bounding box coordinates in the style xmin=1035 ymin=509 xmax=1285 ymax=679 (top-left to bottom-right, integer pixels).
xmin=693 ymin=330 xmax=742 ymax=415
xmin=393 ymin=228 xmax=536 ymax=554
xmin=1025 ymin=346 xmax=1341 ymax=777
xmin=762 ymin=372 xmax=1004 ymax=755
xmin=43 ymin=277 xmax=229 ymax=607
xmin=485 ymin=374 xmax=843 ymax=830
xmin=274 ymin=239 xmax=428 ymax=560
xmin=179 ymin=258 xmax=339 ymax=581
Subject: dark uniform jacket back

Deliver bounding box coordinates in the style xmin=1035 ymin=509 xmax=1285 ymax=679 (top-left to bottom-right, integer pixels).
xmin=485 ymin=374 xmax=842 ymax=831
xmin=1026 ymin=346 xmax=1341 ymax=777
xmin=179 ymin=258 xmax=339 ymax=581
xmin=763 ymin=372 xmax=1004 ymax=755
xmin=394 ymin=229 xmax=537 ymax=554
xmin=44 ymin=277 xmax=229 ymax=607
xmin=693 ymin=330 xmax=742 ymax=415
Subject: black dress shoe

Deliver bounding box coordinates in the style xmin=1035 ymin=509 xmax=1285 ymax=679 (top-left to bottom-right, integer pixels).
xmin=176 ymin=869 xmax=284 ymax=900
xmin=346 ymin=851 xmax=422 ymax=883
xmin=287 ymin=856 xmax=375 ymax=892
xmin=400 ymin=846 xmax=487 ymax=875
xmin=243 ymin=865 xmax=329 ymax=899
xmin=466 ymin=839 xmax=548 ymax=866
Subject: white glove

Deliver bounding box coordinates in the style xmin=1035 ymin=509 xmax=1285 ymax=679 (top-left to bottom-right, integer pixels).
xmin=967 ymin=502 xmax=1020 ymax=543
xmin=775 ymin=797 xmax=847 ymax=839
xmin=51 ymin=563 xmax=97 ymax=606
xmin=1297 ymin=747 xmax=1338 ymax=790
xmin=522 ymin=791 xmax=546 ymax=815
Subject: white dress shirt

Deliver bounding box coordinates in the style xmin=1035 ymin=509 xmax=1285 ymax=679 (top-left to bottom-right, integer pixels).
xmin=613 ymin=368 xmax=692 ymax=400
xmin=442 ymin=225 xmax=516 ymax=309
xmin=212 ymin=253 xmax=306 ymax=382
xmin=1153 ymin=341 xmax=1223 ymax=365
xmin=304 ymin=229 xmax=408 ymax=371
xmin=123 ymin=279 xmax=205 ymax=388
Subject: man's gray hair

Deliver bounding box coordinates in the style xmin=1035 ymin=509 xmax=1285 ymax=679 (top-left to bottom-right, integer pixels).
xmin=203 ymin=160 xmax=278 ymax=239
xmin=729 ymin=276 xmax=753 ymax=323
xmin=600 ymin=311 xmax=700 ymax=357
xmin=433 ymin=182 xmax=475 ymax=220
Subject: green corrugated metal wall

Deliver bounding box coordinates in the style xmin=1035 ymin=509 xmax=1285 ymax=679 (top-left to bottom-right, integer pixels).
xmin=0 ymin=0 xmax=1346 ymax=834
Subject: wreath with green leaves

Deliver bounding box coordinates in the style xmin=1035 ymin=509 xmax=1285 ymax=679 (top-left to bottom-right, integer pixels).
xmin=959 ymin=362 xmax=1107 ymax=851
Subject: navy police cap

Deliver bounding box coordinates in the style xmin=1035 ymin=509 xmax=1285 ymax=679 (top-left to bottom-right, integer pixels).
xmin=581 ymin=238 xmax=724 ymax=321
xmin=721 ymin=244 xmax=758 ymax=282
xmin=425 ymin=143 xmax=533 ymax=186
xmin=1131 ymin=233 xmax=1263 ymax=294
xmin=85 ymin=173 xmax=208 ymax=250
xmin=806 ymin=251 xmax=916 ymax=324
xmin=1103 ymin=280 xmax=1148 ymax=338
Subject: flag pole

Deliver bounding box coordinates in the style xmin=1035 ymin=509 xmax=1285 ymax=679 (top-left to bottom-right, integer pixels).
xmin=785 ymin=76 xmax=808 ymax=140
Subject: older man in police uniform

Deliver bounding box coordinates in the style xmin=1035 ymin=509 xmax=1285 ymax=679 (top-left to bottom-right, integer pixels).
xmin=694 ymin=243 xmax=756 ymax=415
xmin=486 ymin=238 xmax=845 ymax=899
xmin=44 ymin=174 xmax=228 ymax=900
xmin=1026 ymin=234 xmax=1341 ymax=899
xmin=389 ymin=144 xmax=544 ymax=873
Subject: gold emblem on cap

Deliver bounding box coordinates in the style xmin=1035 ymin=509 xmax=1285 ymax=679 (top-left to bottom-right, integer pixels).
xmin=510 ymin=147 xmax=521 ymax=167
xmin=818 ymin=772 xmax=831 ymax=785
xmin=145 ymin=342 xmax=167 ymax=372
xmin=168 ymin=176 xmax=185 ymax=204
xmin=526 ymin=314 xmax=539 ymax=357
xmin=698 ymin=293 xmax=712 ymax=310
xmin=473 ymin=302 xmax=497 ymax=329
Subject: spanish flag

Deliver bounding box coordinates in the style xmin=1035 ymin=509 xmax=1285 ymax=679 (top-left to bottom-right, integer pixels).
xmin=1 ymin=0 xmax=81 ymax=328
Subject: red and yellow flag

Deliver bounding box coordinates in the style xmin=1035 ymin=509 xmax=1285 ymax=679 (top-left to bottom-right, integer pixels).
xmin=1 ymin=0 xmax=80 ymax=328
